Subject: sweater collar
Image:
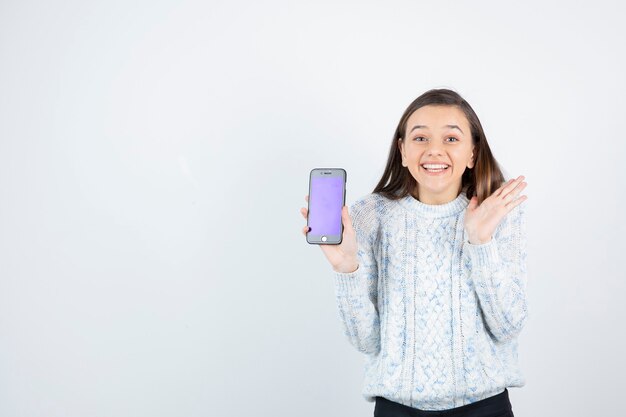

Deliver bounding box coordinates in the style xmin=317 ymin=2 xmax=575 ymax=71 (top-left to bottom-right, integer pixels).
xmin=398 ymin=190 xmax=469 ymax=218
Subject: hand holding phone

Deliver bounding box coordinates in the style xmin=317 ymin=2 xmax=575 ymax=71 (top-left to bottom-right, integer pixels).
xmin=300 ymin=168 xmax=358 ymax=273
xmin=301 ymin=197 xmax=359 ymax=273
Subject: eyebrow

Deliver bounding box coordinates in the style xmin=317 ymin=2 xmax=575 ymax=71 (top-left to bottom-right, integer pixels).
xmin=409 ymin=124 xmax=464 ymax=134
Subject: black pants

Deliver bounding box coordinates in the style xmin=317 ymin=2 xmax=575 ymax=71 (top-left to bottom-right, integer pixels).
xmin=374 ymin=389 xmax=513 ymax=417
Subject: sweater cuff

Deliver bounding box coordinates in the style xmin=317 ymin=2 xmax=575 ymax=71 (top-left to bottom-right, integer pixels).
xmin=334 ymin=266 xmax=364 ymax=293
xmin=465 ymin=237 xmax=501 ymax=268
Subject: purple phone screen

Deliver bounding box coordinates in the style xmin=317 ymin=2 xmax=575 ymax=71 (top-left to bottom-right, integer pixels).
xmin=309 ymin=176 xmax=343 ymax=235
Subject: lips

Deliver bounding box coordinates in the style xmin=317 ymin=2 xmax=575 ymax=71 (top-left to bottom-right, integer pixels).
xmin=421 ymin=165 xmax=449 ymax=175
xmin=421 ymin=164 xmax=449 ymax=170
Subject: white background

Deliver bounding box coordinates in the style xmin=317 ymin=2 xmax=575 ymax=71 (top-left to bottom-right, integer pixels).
xmin=1 ymin=1 xmax=624 ymax=416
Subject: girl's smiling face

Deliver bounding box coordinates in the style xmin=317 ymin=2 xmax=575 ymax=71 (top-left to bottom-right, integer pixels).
xmin=398 ymin=105 xmax=475 ymax=205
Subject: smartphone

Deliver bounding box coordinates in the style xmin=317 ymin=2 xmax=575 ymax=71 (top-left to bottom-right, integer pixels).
xmin=306 ymin=168 xmax=347 ymax=245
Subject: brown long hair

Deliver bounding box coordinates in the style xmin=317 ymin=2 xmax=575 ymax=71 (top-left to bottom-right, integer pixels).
xmin=373 ymin=88 xmax=505 ymax=205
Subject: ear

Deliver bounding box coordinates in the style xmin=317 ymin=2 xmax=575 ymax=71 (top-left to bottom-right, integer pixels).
xmin=467 ymin=147 xmax=475 ymax=169
xmin=398 ymin=138 xmax=407 ymax=167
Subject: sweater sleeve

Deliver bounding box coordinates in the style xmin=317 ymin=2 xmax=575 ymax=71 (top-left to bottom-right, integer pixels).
xmin=333 ymin=196 xmax=381 ymax=356
xmin=465 ymin=201 xmax=529 ymax=343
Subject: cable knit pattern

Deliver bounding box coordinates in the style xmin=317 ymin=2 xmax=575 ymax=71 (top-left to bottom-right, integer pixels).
xmin=333 ymin=189 xmax=528 ymax=410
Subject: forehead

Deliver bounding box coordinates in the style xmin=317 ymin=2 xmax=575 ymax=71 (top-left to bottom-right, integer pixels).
xmin=406 ymin=105 xmax=469 ymax=130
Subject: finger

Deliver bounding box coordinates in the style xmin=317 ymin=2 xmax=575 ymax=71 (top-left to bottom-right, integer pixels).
xmin=302 ymin=225 xmax=311 ymax=235
xmin=502 ymin=180 xmax=527 ymax=202
xmin=305 ymin=195 xmax=309 ymax=202
xmin=300 ymin=207 xmax=308 ymax=218
xmin=495 ymin=179 xmax=513 ymax=196
xmin=497 ymin=175 xmax=525 ymax=197
xmin=505 ymin=194 xmax=528 ymax=210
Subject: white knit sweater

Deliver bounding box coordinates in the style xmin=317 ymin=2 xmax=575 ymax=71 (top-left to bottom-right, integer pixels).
xmin=333 ymin=189 xmax=528 ymax=410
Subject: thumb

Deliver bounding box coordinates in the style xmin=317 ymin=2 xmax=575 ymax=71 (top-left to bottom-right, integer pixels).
xmin=467 ymin=195 xmax=478 ymax=210
xmin=342 ymin=206 xmax=354 ymax=232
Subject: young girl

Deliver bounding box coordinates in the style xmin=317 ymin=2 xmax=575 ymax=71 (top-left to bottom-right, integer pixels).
xmin=300 ymin=88 xmax=528 ymax=417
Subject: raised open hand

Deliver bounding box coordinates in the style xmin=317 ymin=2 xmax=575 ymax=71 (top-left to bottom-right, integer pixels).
xmin=464 ymin=175 xmax=528 ymax=245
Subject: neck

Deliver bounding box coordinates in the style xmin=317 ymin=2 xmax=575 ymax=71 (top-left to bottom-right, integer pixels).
xmin=414 ymin=185 xmax=463 ymax=205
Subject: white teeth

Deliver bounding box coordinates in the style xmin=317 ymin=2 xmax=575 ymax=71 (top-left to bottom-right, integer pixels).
xmin=422 ymin=164 xmax=449 ymax=169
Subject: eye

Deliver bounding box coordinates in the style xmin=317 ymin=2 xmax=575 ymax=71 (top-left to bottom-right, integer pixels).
xmin=446 ymin=137 xmax=459 ymax=142
xmin=412 ymin=136 xmax=427 ymax=141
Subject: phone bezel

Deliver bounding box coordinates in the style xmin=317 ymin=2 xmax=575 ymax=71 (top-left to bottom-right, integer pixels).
xmin=306 ymin=168 xmax=347 ymax=245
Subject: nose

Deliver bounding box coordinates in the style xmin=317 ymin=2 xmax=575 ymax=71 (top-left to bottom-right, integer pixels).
xmin=426 ymin=140 xmax=445 ymax=156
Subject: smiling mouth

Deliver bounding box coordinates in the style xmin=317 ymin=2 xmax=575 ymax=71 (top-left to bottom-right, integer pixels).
xmin=421 ymin=164 xmax=450 ymax=173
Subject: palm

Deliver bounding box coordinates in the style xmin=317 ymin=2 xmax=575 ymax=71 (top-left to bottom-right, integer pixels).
xmin=464 ymin=176 xmax=528 ymax=244
xmin=320 ymin=227 xmax=357 ymax=266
